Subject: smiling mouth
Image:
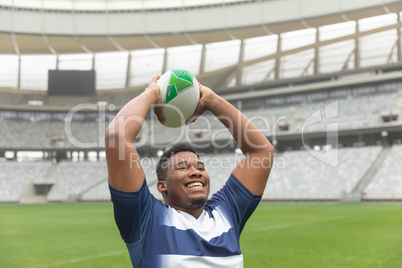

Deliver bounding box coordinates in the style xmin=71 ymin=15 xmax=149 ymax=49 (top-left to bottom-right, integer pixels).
xmin=186 ymin=182 xmax=204 ymax=188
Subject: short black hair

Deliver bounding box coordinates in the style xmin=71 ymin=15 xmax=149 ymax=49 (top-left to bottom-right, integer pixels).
xmin=156 ymin=144 xmax=199 ymax=181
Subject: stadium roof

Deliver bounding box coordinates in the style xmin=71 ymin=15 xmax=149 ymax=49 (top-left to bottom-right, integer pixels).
xmin=1 ymin=0 xmax=402 ymax=54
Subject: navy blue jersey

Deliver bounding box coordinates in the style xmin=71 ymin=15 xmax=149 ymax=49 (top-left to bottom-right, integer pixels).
xmin=109 ymin=174 xmax=261 ymax=267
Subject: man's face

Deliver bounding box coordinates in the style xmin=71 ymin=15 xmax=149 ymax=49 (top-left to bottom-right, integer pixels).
xmin=158 ymin=151 xmax=210 ymax=213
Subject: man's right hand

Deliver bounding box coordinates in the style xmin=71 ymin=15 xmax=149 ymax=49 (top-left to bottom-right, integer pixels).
xmin=146 ymin=75 xmax=166 ymax=124
xmin=106 ymin=75 xmax=165 ymax=192
xmin=186 ymin=82 xmax=217 ymax=125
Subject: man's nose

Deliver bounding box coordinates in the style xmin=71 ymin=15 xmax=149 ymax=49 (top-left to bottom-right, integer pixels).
xmin=189 ymin=166 xmax=202 ymax=177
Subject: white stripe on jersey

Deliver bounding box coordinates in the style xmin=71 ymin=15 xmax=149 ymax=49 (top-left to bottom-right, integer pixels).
xmin=159 ymin=254 xmax=243 ymax=268
xmin=163 ymin=205 xmax=232 ymax=241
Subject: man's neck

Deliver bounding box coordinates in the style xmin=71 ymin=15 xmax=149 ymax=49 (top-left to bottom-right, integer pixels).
xmin=169 ymin=204 xmax=204 ymax=219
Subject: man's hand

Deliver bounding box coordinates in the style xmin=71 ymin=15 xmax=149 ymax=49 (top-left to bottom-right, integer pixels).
xmin=184 ymin=81 xmax=274 ymax=195
xmin=106 ymin=75 xmax=166 ymax=192
xmin=186 ymin=82 xmax=216 ymax=125
xmin=146 ymin=75 xmax=166 ymax=124
xmin=145 ymin=75 xmax=161 ymax=100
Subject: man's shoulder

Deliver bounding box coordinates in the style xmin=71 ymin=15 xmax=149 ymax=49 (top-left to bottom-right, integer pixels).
xmin=206 ymin=174 xmax=239 ymax=204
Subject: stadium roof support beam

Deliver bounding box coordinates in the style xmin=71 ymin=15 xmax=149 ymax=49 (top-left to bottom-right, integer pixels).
xmin=355 ymin=20 xmax=360 ymax=69
xmin=235 ymin=39 xmax=245 ymax=87
xmin=301 ymin=58 xmax=315 ymax=77
xmin=125 ymin=53 xmax=131 ymax=88
xmin=386 ymin=39 xmax=399 ymax=64
xmin=17 ymin=55 xmax=21 ymax=90
xmin=342 ymin=49 xmax=355 ymax=71
xmin=234 ymin=21 xmax=402 ymax=72
xmin=197 ymin=20 xmax=402 ymax=88
xmin=162 ymin=48 xmax=168 ymax=74
xmin=397 ymin=13 xmax=402 ymax=61
xmin=275 ymin=34 xmax=282 ymax=80
xmin=263 ymin=66 xmax=275 ymax=82
xmin=314 ymin=28 xmax=320 ymax=75
xmin=199 ymin=44 xmax=206 ymax=75
xmin=2 ymin=0 xmax=402 ymax=55
xmin=91 ymin=54 xmax=95 ymax=70
xmin=55 ymin=55 xmax=59 ymax=70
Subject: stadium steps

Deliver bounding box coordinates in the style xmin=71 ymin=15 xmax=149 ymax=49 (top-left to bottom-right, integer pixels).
xmin=43 ymin=163 xmax=60 ymax=182
xmin=20 ymin=190 xmax=47 ymax=204
xmin=78 ymin=177 xmax=108 ymax=200
xmin=20 ymin=164 xmax=57 ymax=204
xmin=392 ymin=95 xmax=402 ymax=123
xmin=288 ymin=106 xmax=303 ymax=132
xmin=391 ymin=95 xmax=402 ymax=111
xmin=39 ymin=163 xmax=60 ymax=202
xmin=20 ymin=182 xmax=39 ymax=204
xmin=352 ymin=146 xmax=392 ymax=194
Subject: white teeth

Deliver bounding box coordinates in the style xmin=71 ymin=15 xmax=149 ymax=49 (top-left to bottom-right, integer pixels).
xmin=187 ymin=182 xmax=203 ymax=188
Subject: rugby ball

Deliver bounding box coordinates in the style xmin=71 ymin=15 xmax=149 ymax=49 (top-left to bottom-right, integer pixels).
xmin=157 ymin=69 xmax=200 ymax=128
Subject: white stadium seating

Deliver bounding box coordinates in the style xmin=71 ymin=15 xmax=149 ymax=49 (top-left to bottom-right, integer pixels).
xmin=0 ymin=161 xmax=52 ymax=202
xmin=263 ymin=146 xmax=383 ymax=200
xmin=47 ymin=161 xmax=108 ymax=202
xmin=364 ymin=145 xmax=402 ymax=200
xmin=1 ymin=1 xmax=402 ymax=206
xmin=1 ymin=145 xmax=402 ymax=203
xmin=0 ymin=89 xmax=401 ymax=149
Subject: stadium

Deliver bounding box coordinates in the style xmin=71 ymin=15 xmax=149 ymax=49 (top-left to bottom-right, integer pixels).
xmin=1 ymin=0 xmax=402 ymax=267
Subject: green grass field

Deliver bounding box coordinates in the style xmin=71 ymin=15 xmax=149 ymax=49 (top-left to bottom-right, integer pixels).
xmin=1 ymin=203 xmax=401 ymax=268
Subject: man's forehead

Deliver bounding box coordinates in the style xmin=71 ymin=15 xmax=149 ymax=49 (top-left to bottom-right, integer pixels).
xmin=169 ymin=151 xmax=201 ymax=164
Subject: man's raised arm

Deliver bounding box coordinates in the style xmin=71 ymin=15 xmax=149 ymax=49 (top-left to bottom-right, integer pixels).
xmin=105 ymin=76 xmax=162 ymax=192
xmin=190 ymin=83 xmax=275 ymax=195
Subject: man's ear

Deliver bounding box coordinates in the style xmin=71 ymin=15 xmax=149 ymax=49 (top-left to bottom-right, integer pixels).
xmin=157 ymin=181 xmax=167 ymax=193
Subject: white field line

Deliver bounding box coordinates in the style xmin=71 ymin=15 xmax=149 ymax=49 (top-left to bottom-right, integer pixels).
xmin=245 ymin=213 xmax=369 ymax=233
xmin=29 ymin=250 xmax=126 ymax=268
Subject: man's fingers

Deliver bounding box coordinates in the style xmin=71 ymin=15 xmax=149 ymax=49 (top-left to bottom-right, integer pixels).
xmin=185 ymin=86 xmax=206 ymax=125
xmin=152 ymin=75 xmax=161 ymax=82
xmin=185 ymin=104 xmax=203 ymax=125
xmin=153 ymin=104 xmax=165 ymax=124
xmin=185 ymin=115 xmax=198 ymax=125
